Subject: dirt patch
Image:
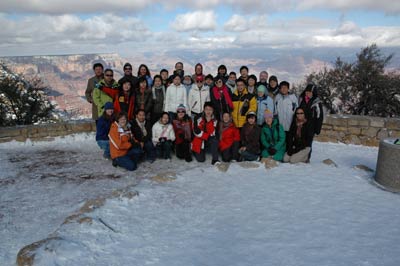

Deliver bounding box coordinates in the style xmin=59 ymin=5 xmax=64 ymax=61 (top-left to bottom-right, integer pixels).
xmin=0 ymin=178 xmax=15 ymax=186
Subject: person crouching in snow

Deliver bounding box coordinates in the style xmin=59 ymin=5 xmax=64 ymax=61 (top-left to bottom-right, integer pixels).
xmin=192 ymin=102 xmax=220 ymax=165
xmin=260 ymin=109 xmax=286 ymax=162
xmin=96 ymin=102 xmax=114 ymax=159
xmin=109 ymin=112 xmax=143 ymax=171
xmin=172 ymin=104 xmax=193 ymax=162
xmin=152 ymin=112 xmax=176 ymax=160
xmin=284 ymin=107 xmax=314 ymax=163
xmin=219 ymin=112 xmax=240 ymax=162
xmin=239 ymin=112 xmax=261 ymax=161
xmin=131 ymin=109 xmax=156 ymax=163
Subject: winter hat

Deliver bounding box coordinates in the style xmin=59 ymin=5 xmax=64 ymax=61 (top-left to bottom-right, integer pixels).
xmin=246 ymin=111 xmax=256 ymax=119
xmin=264 ymin=109 xmax=273 ymax=119
xmin=305 ymin=83 xmax=315 ymax=92
xmin=269 ymin=75 xmax=278 ymax=83
xmin=257 ymin=85 xmax=267 ymax=94
xmin=196 ymin=75 xmax=204 ymax=82
xmin=104 ymin=102 xmax=114 ymax=110
xmin=176 ymin=104 xmax=186 ymax=112
xmin=203 ymin=101 xmax=214 ymax=110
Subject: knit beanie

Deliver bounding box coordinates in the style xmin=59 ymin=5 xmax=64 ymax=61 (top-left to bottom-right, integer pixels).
xmin=264 ymin=109 xmax=273 ymax=119
xmin=257 ymin=85 xmax=267 ymax=94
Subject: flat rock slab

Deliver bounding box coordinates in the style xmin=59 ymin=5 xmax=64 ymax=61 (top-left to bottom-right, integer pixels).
xmin=353 ymin=164 xmax=374 ymax=172
xmin=150 ymin=171 xmax=177 ymax=183
xmin=323 ymin=159 xmax=338 ymax=167
xmin=238 ymin=161 xmax=260 ymax=169
xmin=216 ymin=162 xmax=230 ymax=172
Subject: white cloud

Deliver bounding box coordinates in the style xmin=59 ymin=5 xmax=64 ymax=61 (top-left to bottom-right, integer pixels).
xmin=224 ymin=15 xmax=249 ymax=32
xmin=334 ymin=21 xmax=361 ymax=36
xmin=171 ymin=11 xmax=217 ymax=32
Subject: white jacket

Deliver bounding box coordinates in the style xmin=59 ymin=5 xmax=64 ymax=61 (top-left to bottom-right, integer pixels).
xmin=188 ymin=84 xmax=210 ymax=115
xmin=152 ymin=121 xmax=176 ymax=146
xmin=164 ymin=83 xmax=187 ymax=113
xmin=274 ymin=93 xmax=298 ymax=131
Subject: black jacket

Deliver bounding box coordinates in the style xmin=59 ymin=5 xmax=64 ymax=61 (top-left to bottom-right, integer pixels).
xmin=240 ymin=122 xmax=261 ymax=154
xmin=286 ymin=119 xmax=314 ymax=155
xmin=131 ymin=119 xmax=152 ymax=143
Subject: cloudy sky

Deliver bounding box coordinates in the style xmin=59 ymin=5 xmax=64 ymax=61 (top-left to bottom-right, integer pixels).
xmin=0 ymin=0 xmax=399 ymax=56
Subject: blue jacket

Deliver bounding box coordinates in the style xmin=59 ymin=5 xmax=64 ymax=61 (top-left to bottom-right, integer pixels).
xmin=256 ymin=95 xmax=274 ymax=126
xmin=96 ymin=116 xmax=112 ymax=141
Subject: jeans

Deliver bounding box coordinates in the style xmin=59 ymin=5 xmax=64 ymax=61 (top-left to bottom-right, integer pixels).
xmin=156 ymin=140 xmax=173 ymax=159
xmin=143 ymin=140 xmax=156 ymax=161
xmin=97 ymin=140 xmax=110 ymax=159
xmin=221 ymin=141 xmax=240 ymax=162
xmin=193 ymin=136 xmax=219 ymax=163
xmin=115 ymin=147 xmax=143 ymax=171
xmin=239 ymin=149 xmax=259 ymax=161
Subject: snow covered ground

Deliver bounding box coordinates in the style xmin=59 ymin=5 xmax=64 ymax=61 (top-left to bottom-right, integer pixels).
xmin=1 ymin=134 xmax=400 ymax=266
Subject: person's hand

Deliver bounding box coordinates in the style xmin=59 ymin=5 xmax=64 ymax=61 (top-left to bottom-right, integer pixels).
xmin=140 ymin=142 xmax=144 ymax=148
xmin=267 ymin=147 xmax=277 ymax=155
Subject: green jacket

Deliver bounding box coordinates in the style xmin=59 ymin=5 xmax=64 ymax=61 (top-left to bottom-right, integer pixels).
xmin=93 ymin=79 xmax=119 ymax=117
xmin=261 ymin=119 xmax=286 ymax=161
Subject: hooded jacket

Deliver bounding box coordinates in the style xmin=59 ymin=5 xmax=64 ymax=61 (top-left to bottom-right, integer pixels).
xmin=298 ymin=88 xmax=323 ymax=135
xmin=188 ymin=84 xmax=210 ymax=115
xmin=274 ymin=93 xmax=298 ymax=131
xmin=172 ymin=116 xmax=193 ymax=145
xmin=256 ymin=94 xmax=274 ymax=126
xmin=165 ymin=83 xmax=187 ymax=113
xmin=260 ymin=119 xmax=286 ymax=161
xmin=232 ymin=88 xmax=257 ymax=128
xmin=108 ymin=121 xmax=133 ymax=159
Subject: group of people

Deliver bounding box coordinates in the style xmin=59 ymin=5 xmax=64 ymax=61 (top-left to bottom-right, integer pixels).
xmin=85 ymin=61 xmax=324 ymax=171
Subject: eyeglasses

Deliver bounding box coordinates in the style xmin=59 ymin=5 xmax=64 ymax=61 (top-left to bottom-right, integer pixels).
xmin=105 ymin=74 xmax=113 ymax=77
xmin=296 ymin=112 xmax=304 ymax=115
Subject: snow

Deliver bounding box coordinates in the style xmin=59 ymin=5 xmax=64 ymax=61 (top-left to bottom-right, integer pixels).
xmin=1 ymin=134 xmax=400 ymax=266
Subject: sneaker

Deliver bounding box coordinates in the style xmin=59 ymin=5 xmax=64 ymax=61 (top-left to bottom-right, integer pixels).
xmin=212 ymin=160 xmax=221 ymax=165
xmin=185 ymin=156 xmax=193 ymax=162
xmin=112 ymin=159 xmax=117 ymax=167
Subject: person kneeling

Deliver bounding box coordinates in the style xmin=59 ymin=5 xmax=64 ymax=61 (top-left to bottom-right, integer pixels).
xmin=284 ymin=107 xmax=314 ymax=163
xmin=109 ymin=112 xmax=143 ymax=171
xmin=239 ymin=112 xmax=261 ymax=161
xmin=152 ymin=112 xmax=176 ymax=160
xmin=172 ymin=104 xmax=193 ymax=162
xmin=192 ymin=102 xmax=219 ymax=165
xmin=219 ymin=112 xmax=240 ymax=162
xmin=261 ymin=109 xmax=286 ymax=161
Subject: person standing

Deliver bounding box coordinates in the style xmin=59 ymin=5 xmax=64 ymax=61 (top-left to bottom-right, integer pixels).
xmin=85 ymin=63 xmax=103 ymax=121
xmin=215 ymin=65 xmax=228 ymax=83
xmin=232 ymin=78 xmax=257 ymax=128
xmin=298 ymin=84 xmax=324 ymax=136
xmin=274 ymin=81 xmax=298 ymax=135
xmin=256 ymin=85 xmax=274 ymax=126
xmin=257 ymin=71 xmax=269 ymax=88
xmin=226 ymin=72 xmax=237 ymax=93
xmin=192 ymin=63 xmax=205 ymax=82
xmin=135 ymin=77 xmax=153 ymax=121
xmin=151 ymin=75 xmax=166 ymax=125
xmin=137 ymin=64 xmax=153 ymax=88
xmin=239 ymin=66 xmax=249 ymax=83
xmin=188 ymin=75 xmax=210 ymax=119
xmin=114 ymin=79 xmax=135 ymax=121
xmin=210 ymin=76 xmax=233 ymax=121
xmin=165 ymin=74 xmax=187 ymax=121
xmin=93 ymin=69 xmax=119 ymax=118
xmin=118 ymin=63 xmax=138 ymax=91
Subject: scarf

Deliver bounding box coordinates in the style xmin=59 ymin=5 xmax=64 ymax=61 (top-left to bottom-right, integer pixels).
xmin=152 ymin=85 xmax=165 ymax=100
xmin=212 ymin=85 xmax=234 ymax=109
xmin=136 ymin=118 xmax=147 ymax=137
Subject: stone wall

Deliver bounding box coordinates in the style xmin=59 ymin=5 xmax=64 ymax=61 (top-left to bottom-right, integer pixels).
xmin=0 ymin=120 xmax=95 ymax=143
xmin=314 ymin=115 xmax=400 ymax=146
xmin=0 ymin=115 xmax=399 ymax=146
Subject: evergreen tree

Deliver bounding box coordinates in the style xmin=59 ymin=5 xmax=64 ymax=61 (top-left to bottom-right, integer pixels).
xmin=0 ymin=63 xmax=54 ymax=126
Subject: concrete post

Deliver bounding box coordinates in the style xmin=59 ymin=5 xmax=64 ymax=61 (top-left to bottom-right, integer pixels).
xmin=375 ymin=139 xmax=400 ymax=192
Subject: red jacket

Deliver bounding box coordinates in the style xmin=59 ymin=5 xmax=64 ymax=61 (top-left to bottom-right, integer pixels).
xmin=172 ymin=117 xmax=192 ymax=145
xmin=219 ymin=122 xmax=240 ymax=151
xmin=191 ymin=116 xmax=218 ymax=154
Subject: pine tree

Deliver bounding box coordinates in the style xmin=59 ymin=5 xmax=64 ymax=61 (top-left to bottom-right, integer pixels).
xmin=0 ymin=63 xmax=54 ymax=126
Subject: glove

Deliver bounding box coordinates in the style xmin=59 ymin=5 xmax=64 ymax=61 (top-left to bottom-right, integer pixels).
xmin=240 ymin=99 xmax=250 ymax=116
xmin=193 ymin=119 xmax=201 ymax=135
xmin=267 ymin=147 xmax=277 ymax=155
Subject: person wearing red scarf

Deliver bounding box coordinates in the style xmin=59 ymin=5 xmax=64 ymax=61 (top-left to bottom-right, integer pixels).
xmin=210 ymin=77 xmax=233 ymax=121
xmin=114 ymin=79 xmax=135 ymax=121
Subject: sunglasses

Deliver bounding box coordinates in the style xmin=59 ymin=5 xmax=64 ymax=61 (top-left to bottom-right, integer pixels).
xmin=296 ymin=112 xmax=304 ymax=115
xmin=105 ymin=74 xmax=113 ymax=77
xmin=177 ymin=110 xmax=185 ymax=113
xmin=196 ymin=80 xmax=203 ymax=83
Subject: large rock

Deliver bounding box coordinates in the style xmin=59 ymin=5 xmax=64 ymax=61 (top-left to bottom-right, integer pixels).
xmin=375 ymin=139 xmax=400 ymax=192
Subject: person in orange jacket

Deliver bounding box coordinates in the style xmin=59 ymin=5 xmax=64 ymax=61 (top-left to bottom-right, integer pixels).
xmin=108 ymin=112 xmax=143 ymax=171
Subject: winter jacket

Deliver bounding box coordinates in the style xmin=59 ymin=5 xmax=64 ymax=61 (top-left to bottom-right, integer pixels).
xmin=232 ymin=88 xmax=257 ymax=128
xmin=298 ymin=91 xmax=323 ymax=135
xmin=138 ymin=75 xmax=153 ymax=88
xmin=165 ymin=83 xmax=187 ymax=113
xmin=172 ymin=116 xmax=193 ymax=145
xmin=240 ymin=122 xmax=261 ymax=155
xmin=210 ymin=85 xmax=234 ymax=121
xmin=192 ymin=116 xmax=218 ymax=154
xmin=274 ymin=93 xmax=298 ymax=131
xmin=85 ymin=75 xmax=103 ymax=120
xmin=256 ymin=95 xmax=274 ymax=126
xmin=188 ymin=84 xmax=210 ymax=115
xmin=152 ymin=85 xmax=165 ymax=115
xmin=96 ymin=115 xmax=113 ymax=141
xmin=260 ymin=119 xmax=286 ymax=161
xmin=219 ymin=122 xmax=240 ymax=152
xmin=114 ymin=91 xmax=135 ymax=121
xmin=286 ymin=119 xmax=314 ymax=156
xmin=135 ymin=88 xmax=153 ymax=115
xmin=108 ymin=121 xmax=133 ymax=159
xmin=152 ymin=121 xmax=176 ymax=146
xmin=93 ymin=79 xmax=119 ymax=118
xmin=131 ymin=118 xmax=152 ymax=143
xmin=226 ymin=82 xmax=236 ymax=94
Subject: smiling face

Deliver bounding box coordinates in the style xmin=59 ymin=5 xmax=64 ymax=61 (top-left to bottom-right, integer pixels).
xmin=161 ymin=113 xmax=169 ymax=124
xmin=247 ymin=116 xmax=256 ymax=125
xmin=94 ymin=66 xmax=103 ymax=77
xmin=248 ymin=78 xmax=256 ymax=87
xmin=195 ymin=64 xmax=202 ymax=75
xmin=139 ymin=80 xmax=147 ymax=90
xmin=280 ymin=85 xmax=289 ymax=95
xmin=236 ymin=81 xmax=245 ymax=92
xmin=104 ymin=70 xmax=113 ymax=83
xmin=139 ymin=66 xmax=147 ymax=76
xmin=136 ymin=110 xmax=145 ymax=122
xmin=204 ymin=105 xmax=213 ymax=117
xmin=216 ymin=79 xmax=223 ymax=88
xmin=222 ymin=113 xmax=230 ymax=123
xmin=105 ymin=109 xmax=114 ymax=116
xmin=118 ymin=115 xmax=127 ymax=127
xmin=240 ymin=68 xmax=248 ymax=78
xmin=173 ymin=76 xmax=181 ymax=86
xmin=124 ymin=66 xmax=132 ymax=76
xmin=122 ymin=82 xmax=131 ymax=93
xmin=260 ymin=72 xmax=268 ymax=82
